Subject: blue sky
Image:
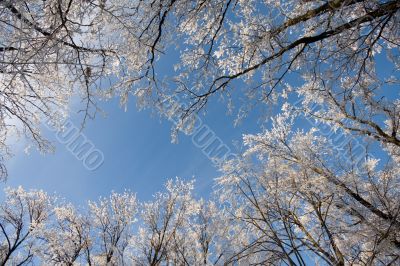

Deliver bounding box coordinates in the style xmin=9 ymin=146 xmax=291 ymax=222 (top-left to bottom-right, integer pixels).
xmin=2 ymin=74 xmax=393 ymax=205
xmin=1 ymin=35 xmax=396 ymax=206
xmin=0 ymin=42 xmax=261 ymax=204
xmin=1 ymin=90 xmax=261 ymax=204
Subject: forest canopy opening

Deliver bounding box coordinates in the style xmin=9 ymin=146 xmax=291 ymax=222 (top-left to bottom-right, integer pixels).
xmin=0 ymin=0 xmax=399 ymax=264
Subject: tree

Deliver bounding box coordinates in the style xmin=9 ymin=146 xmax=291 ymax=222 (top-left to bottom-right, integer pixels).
xmin=218 ymin=108 xmax=400 ymax=265
xmin=129 ymin=178 xmax=198 ymax=265
xmin=87 ymin=191 xmax=137 ymax=265
xmin=39 ymin=203 xmax=91 ymax=265
xmin=0 ymin=187 xmax=53 ymax=265
xmin=0 ymin=0 xmax=136 ymax=179
xmin=0 ymin=170 xmax=398 ymax=265
xmin=129 ymin=178 xmax=237 ymax=266
xmin=128 ymin=0 xmax=399 ymax=125
xmin=172 ymin=199 xmax=234 ymax=265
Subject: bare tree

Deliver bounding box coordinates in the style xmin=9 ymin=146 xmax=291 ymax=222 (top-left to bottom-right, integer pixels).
xmin=39 ymin=203 xmax=91 ymax=265
xmin=130 ymin=179 xmax=197 ymax=266
xmin=219 ymin=108 xmax=400 ymax=265
xmin=87 ymin=191 xmax=137 ymax=265
xmin=0 ymin=187 xmax=53 ymax=265
xmin=0 ymin=0 xmax=131 ymax=179
xmin=124 ymin=0 xmax=398 ymax=124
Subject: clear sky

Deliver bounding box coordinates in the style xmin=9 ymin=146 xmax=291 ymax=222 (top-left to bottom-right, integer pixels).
xmin=1 ymin=40 xmax=395 ymax=206
xmin=0 ymin=40 xmax=263 ymax=205
xmin=1 ymin=88 xmax=262 ymax=204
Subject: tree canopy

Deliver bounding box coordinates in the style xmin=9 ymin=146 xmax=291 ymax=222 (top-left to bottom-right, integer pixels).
xmin=0 ymin=0 xmax=399 ymax=264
